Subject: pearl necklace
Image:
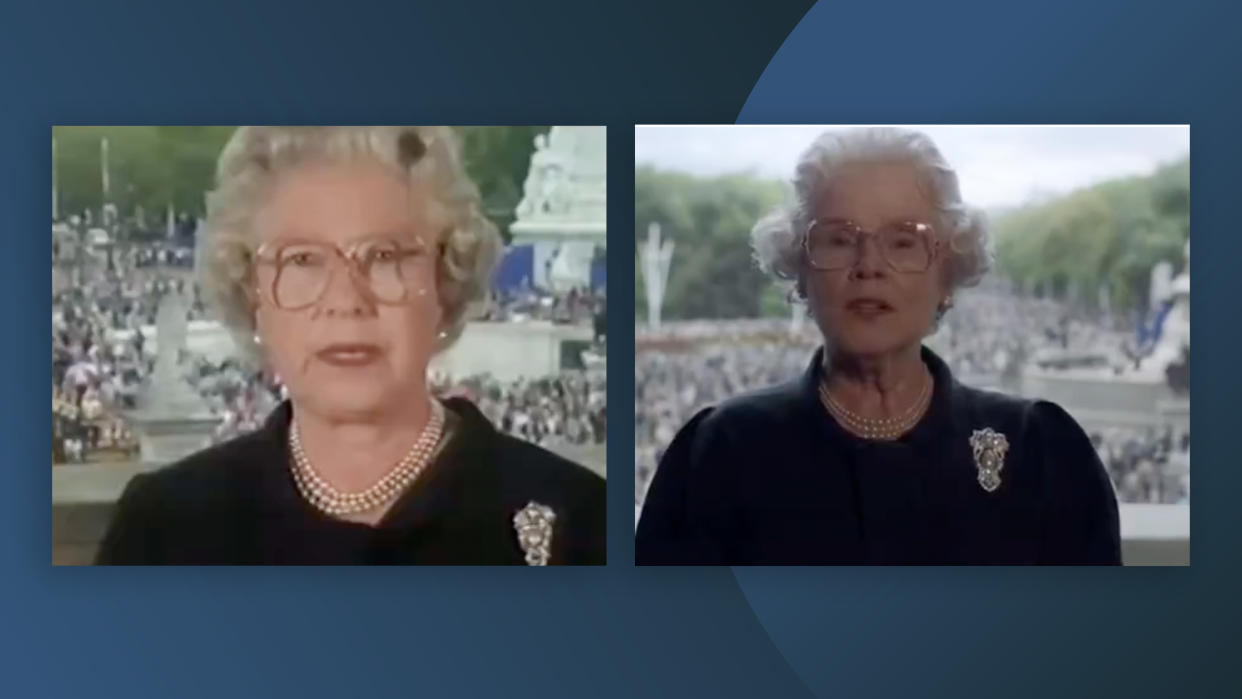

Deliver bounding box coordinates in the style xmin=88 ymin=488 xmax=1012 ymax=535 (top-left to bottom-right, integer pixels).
xmin=288 ymin=400 xmax=446 ymax=516
xmin=819 ymin=371 xmax=932 ymax=441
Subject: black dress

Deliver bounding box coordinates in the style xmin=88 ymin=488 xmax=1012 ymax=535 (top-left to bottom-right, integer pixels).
xmin=97 ymin=398 xmax=606 ymax=565
xmin=636 ymin=347 xmax=1121 ymax=565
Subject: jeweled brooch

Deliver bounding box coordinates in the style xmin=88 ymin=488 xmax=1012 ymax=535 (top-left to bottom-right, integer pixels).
xmin=513 ymin=501 xmax=556 ymax=566
xmin=970 ymin=427 xmax=1009 ymax=493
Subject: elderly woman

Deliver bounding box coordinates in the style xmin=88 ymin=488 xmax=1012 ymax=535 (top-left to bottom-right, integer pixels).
xmin=98 ymin=127 xmax=605 ymax=565
xmin=636 ymin=128 xmax=1120 ymax=565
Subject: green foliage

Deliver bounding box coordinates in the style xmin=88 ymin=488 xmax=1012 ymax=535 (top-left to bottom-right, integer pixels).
xmin=52 ymin=126 xmax=546 ymax=237
xmin=758 ymin=282 xmax=794 ymax=318
xmin=53 ymin=126 xmax=235 ymax=219
xmin=635 ymin=167 xmax=787 ymax=319
xmin=992 ymin=156 xmax=1189 ymax=311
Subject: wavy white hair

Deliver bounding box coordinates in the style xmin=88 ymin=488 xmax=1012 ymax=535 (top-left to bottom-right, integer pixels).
xmin=751 ymin=127 xmax=991 ymax=311
xmin=198 ymin=126 xmax=501 ymax=366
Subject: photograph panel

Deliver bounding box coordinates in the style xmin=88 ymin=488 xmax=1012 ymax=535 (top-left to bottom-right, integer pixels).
xmin=634 ymin=125 xmax=1189 ymax=565
xmin=52 ymin=126 xmax=607 ymax=565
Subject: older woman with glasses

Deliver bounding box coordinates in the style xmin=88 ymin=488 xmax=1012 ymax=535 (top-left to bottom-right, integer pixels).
xmin=98 ymin=126 xmax=605 ymax=565
xmin=636 ymin=128 xmax=1120 ymax=565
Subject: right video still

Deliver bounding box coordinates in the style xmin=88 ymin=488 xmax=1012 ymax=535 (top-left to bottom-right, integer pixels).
xmin=634 ymin=124 xmax=1190 ymax=566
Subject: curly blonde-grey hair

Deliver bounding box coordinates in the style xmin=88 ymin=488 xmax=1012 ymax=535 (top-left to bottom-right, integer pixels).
xmin=198 ymin=126 xmax=501 ymax=366
xmin=751 ymin=127 xmax=991 ymax=313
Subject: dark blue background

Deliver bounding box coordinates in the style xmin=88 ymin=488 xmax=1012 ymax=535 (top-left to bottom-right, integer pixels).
xmin=6 ymin=0 xmax=1240 ymax=696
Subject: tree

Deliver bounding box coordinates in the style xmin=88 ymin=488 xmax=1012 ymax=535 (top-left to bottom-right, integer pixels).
xmin=53 ymin=126 xmax=231 ymax=220
xmin=992 ymin=155 xmax=1189 ymax=313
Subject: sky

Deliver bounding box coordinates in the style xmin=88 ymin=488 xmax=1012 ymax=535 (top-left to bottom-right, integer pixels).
xmin=634 ymin=125 xmax=1190 ymax=210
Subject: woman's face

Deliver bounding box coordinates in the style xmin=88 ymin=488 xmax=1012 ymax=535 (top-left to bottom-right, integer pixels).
xmin=803 ymin=161 xmax=950 ymax=359
xmin=251 ymin=159 xmax=443 ymax=422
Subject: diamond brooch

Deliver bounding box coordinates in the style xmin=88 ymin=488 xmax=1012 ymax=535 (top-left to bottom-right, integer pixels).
xmin=513 ymin=501 xmax=556 ymax=566
xmin=970 ymin=427 xmax=1009 ymax=493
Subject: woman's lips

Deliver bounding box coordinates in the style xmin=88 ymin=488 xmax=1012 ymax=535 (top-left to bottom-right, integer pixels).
xmin=315 ymin=344 xmax=383 ymax=367
xmin=845 ymin=298 xmax=894 ymax=316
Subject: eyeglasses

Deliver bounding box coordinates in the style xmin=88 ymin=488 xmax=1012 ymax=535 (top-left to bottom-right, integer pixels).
xmin=804 ymin=219 xmax=940 ymax=273
xmin=252 ymin=236 xmax=435 ymax=311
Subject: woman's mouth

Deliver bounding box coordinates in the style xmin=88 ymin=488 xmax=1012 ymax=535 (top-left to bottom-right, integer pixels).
xmin=845 ymin=298 xmax=894 ymax=316
xmin=315 ymin=343 xmax=383 ymax=367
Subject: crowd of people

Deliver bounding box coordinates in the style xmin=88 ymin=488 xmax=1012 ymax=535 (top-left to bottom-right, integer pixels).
xmin=189 ymin=357 xmax=285 ymax=444
xmin=1091 ymin=426 xmax=1190 ymax=504
xmin=483 ymin=284 xmax=605 ymax=335
xmin=436 ymin=370 xmax=607 ymax=448
xmin=52 ymin=315 xmax=279 ymax=464
xmin=635 ymin=286 xmax=1190 ymax=508
xmin=928 ymin=281 xmax=1132 ymax=382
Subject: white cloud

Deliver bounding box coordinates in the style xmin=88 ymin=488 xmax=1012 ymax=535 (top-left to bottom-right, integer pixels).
xmin=634 ymin=125 xmax=1189 ymax=209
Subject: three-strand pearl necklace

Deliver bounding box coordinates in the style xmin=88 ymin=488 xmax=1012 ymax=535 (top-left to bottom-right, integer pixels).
xmin=288 ymin=401 xmax=446 ymax=516
xmin=819 ymin=369 xmax=933 ymax=441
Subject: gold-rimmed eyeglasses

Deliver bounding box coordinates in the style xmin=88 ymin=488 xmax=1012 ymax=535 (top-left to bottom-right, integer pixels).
xmin=803 ymin=219 xmax=940 ymax=273
xmin=252 ymin=236 xmax=436 ymax=311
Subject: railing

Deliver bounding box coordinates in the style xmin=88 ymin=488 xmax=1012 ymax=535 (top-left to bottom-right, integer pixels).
xmin=1119 ymin=503 xmax=1190 ymax=565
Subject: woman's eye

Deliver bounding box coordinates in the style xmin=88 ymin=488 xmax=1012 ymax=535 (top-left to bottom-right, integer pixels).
xmin=285 ymin=252 xmax=321 ymax=266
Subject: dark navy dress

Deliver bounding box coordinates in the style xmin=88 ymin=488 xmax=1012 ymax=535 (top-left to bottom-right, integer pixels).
xmin=97 ymin=398 xmax=606 ymax=565
xmin=636 ymin=347 xmax=1121 ymax=565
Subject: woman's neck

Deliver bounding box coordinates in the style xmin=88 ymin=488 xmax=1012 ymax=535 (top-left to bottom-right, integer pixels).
xmin=823 ymin=343 xmax=929 ymax=419
xmin=291 ymin=396 xmax=433 ymax=493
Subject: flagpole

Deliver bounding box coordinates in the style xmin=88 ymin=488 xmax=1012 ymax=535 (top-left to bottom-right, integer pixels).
xmin=101 ymin=136 xmax=110 ymax=206
xmin=52 ymin=137 xmax=58 ymax=220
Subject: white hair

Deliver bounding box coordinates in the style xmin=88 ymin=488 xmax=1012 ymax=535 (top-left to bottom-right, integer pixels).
xmin=198 ymin=126 xmax=501 ymax=366
xmin=751 ymin=127 xmax=991 ymax=304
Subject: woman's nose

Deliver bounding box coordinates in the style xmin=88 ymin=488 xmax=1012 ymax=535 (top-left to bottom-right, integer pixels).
xmin=318 ymin=260 xmax=374 ymax=316
xmin=851 ymin=236 xmax=886 ymax=276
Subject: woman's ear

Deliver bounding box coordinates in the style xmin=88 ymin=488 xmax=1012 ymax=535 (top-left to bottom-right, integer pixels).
xmin=934 ymin=253 xmax=955 ymax=300
xmin=794 ymin=273 xmax=808 ymax=302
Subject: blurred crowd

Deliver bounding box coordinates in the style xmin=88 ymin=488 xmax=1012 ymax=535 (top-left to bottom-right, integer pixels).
xmin=437 ymin=370 xmax=607 ymax=448
xmin=635 ymin=286 xmax=1189 ymax=508
xmin=483 ymin=285 xmax=606 ymax=341
xmin=1092 ymin=426 xmax=1190 ymax=504
xmin=54 ymin=249 xmax=205 ymax=331
xmin=53 ymin=235 xmax=205 ymax=462
xmin=930 ymin=288 xmax=1131 ymax=380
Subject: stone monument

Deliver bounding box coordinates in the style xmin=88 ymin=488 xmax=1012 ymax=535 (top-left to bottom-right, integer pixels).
xmin=510 ymin=126 xmax=606 ymax=292
xmin=1020 ymin=239 xmax=1190 ymax=432
xmin=127 ymin=289 xmax=221 ymax=465
xmin=1140 ymin=239 xmax=1189 ymax=378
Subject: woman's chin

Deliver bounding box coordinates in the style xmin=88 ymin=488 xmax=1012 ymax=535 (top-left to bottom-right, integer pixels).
xmin=296 ymin=381 xmax=403 ymax=418
xmin=828 ymin=333 xmax=914 ymax=359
